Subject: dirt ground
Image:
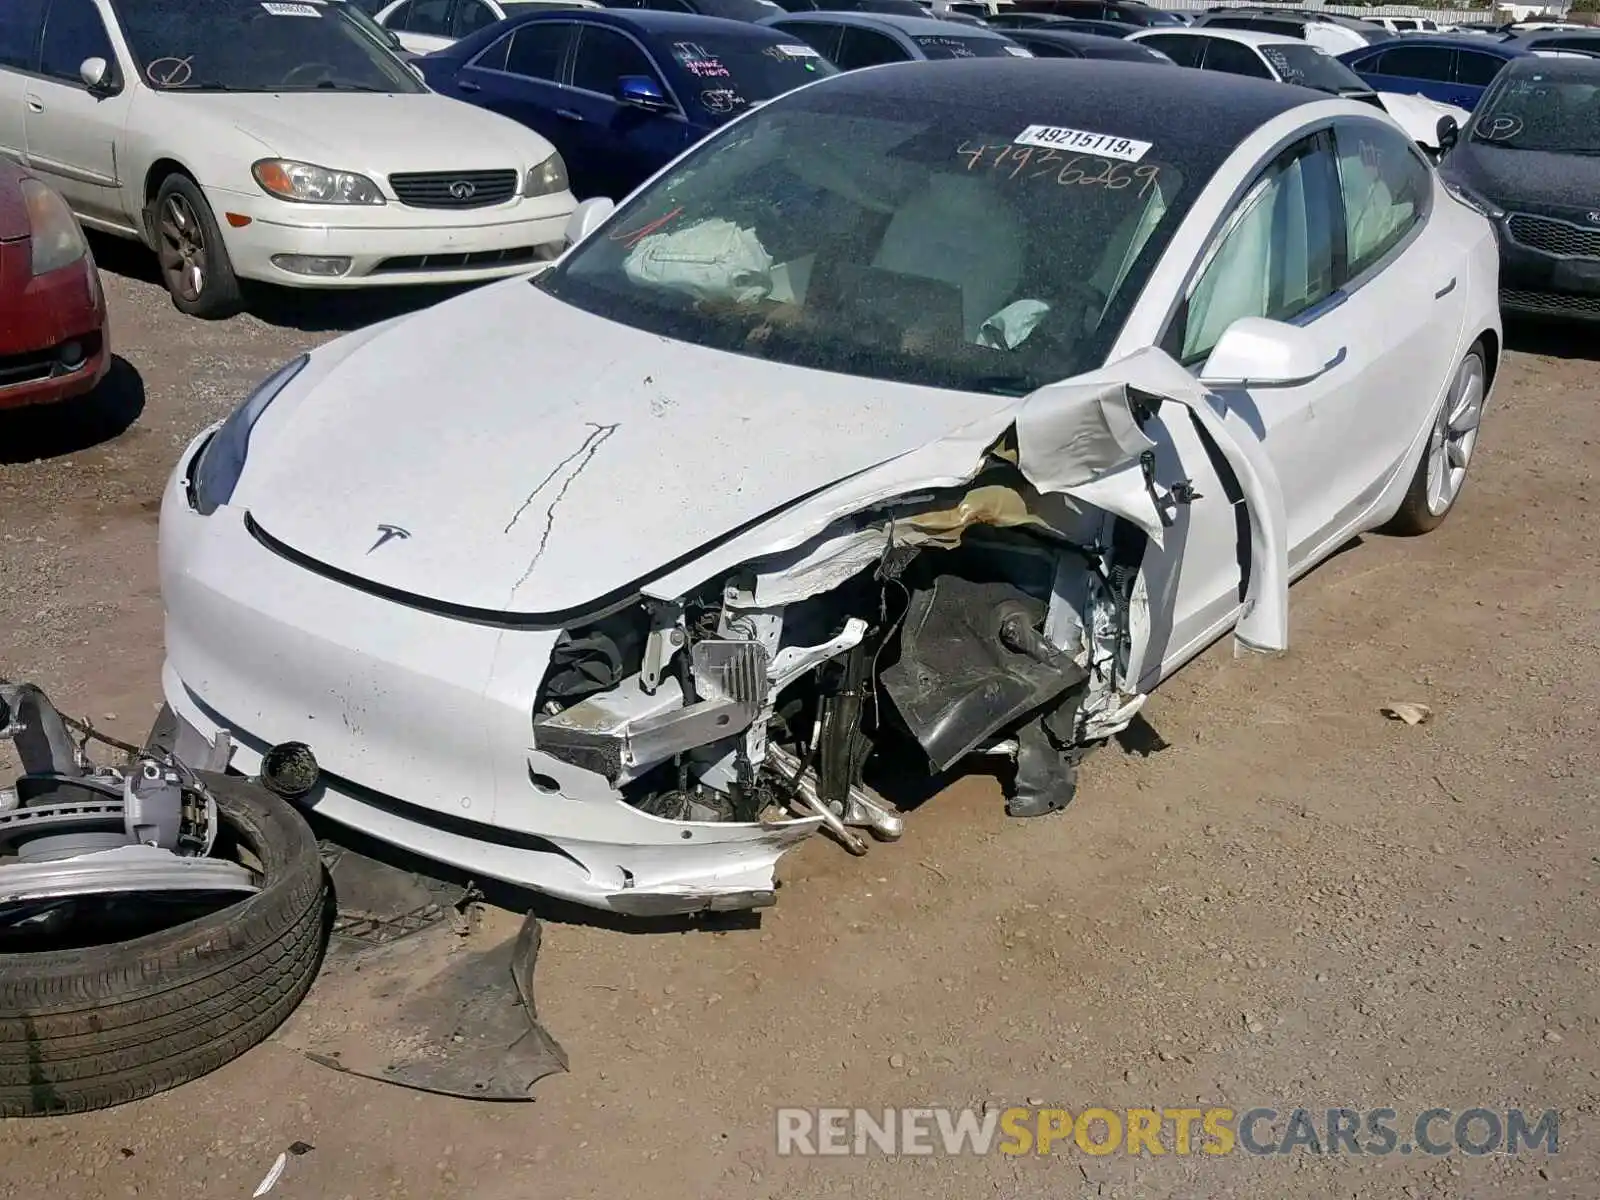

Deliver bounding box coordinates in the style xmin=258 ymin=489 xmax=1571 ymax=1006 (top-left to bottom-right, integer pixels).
xmin=0 ymin=237 xmax=1595 ymax=1200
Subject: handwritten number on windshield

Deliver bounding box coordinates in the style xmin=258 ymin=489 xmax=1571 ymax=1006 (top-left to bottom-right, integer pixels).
xmin=956 ymin=141 xmax=1161 ymax=198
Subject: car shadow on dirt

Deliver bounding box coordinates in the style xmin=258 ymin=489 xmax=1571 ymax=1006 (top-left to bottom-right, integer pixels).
xmin=1505 ymin=317 xmax=1600 ymax=361
xmin=0 ymin=357 xmax=146 ymax=465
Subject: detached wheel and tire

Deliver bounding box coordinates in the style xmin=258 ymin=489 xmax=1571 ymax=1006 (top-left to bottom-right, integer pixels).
xmin=0 ymin=775 xmax=328 ymax=1117
xmin=152 ymin=174 xmax=243 ymax=320
xmin=1385 ymin=340 xmax=1489 ymax=536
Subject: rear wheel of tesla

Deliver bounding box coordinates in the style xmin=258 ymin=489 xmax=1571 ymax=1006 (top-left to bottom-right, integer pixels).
xmin=1384 ymin=339 xmax=1489 ymax=536
xmin=0 ymin=776 xmax=328 ymax=1117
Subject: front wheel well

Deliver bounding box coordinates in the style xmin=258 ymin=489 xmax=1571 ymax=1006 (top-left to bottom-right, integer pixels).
xmin=141 ymin=159 xmax=196 ymax=244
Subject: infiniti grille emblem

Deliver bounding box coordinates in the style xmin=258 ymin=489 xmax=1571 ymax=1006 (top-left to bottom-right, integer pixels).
xmin=367 ymin=524 xmax=411 ymax=554
xmin=449 ymin=180 xmax=477 ymax=201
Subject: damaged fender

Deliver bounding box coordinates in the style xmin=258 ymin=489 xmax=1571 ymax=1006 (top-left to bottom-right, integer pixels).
xmin=1013 ymin=347 xmax=1289 ymax=654
xmin=646 ymin=346 xmax=1289 ymax=656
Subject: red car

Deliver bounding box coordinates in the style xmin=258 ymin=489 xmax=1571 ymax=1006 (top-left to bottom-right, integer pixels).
xmin=0 ymin=161 xmax=109 ymax=410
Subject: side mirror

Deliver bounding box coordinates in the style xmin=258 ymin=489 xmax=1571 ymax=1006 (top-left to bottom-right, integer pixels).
xmin=79 ymin=56 xmax=115 ymax=93
xmin=1435 ymin=113 xmax=1459 ymax=156
xmin=615 ymin=75 xmax=675 ymax=113
xmin=1198 ymin=316 xmax=1345 ymax=389
xmin=564 ymin=196 xmax=616 ymax=246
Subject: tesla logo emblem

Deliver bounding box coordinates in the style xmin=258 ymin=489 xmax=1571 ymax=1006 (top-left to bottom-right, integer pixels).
xmin=367 ymin=524 xmax=410 ymax=553
xmin=449 ymin=180 xmax=476 ymax=200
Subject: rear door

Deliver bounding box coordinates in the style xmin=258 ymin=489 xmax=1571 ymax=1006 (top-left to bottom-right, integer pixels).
xmin=1449 ymin=48 xmax=1508 ymax=108
xmin=1326 ymin=116 xmax=1464 ymax=517
xmin=1356 ymin=43 xmax=1457 ymax=104
xmin=387 ymin=0 xmax=455 ymax=53
xmin=450 ymin=0 xmax=504 ymax=39
xmin=450 ymin=20 xmax=576 ymax=150
xmin=21 ymin=0 xmax=129 ymax=225
xmin=563 ymin=22 xmax=690 ymax=199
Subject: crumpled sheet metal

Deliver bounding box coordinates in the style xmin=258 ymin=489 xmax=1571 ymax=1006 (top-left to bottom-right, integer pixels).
xmin=652 ymin=346 xmax=1290 ymax=656
xmin=1014 ymin=346 xmax=1288 ymax=654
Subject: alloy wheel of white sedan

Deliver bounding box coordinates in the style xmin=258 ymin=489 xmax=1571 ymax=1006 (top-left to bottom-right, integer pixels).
xmin=154 ymin=59 xmax=1502 ymax=916
xmin=1427 ymin=347 xmax=1487 ymax=516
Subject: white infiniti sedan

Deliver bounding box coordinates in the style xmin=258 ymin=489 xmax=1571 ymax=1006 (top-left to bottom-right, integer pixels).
xmin=0 ymin=0 xmax=576 ymax=317
xmin=156 ymin=60 xmax=1498 ymax=915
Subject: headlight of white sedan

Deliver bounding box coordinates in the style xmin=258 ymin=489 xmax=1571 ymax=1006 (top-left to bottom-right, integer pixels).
xmin=252 ymin=159 xmax=386 ymax=205
xmin=192 ymin=355 xmax=308 ymax=515
xmin=526 ymin=152 xmax=569 ymax=198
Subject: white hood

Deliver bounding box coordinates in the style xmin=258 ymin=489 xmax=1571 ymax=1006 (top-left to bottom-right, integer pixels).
xmin=240 ymin=280 xmax=1020 ymax=615
xmin=173 ymin=92 xmax=557 ymax=178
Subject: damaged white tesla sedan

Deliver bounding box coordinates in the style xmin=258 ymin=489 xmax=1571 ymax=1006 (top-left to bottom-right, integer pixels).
xmin=156 ymin=59 xmax=1499 ymax=915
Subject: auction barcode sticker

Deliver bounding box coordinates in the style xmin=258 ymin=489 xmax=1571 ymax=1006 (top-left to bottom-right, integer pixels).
xmin=1013 ymin=125 xmax=1151 ymax=163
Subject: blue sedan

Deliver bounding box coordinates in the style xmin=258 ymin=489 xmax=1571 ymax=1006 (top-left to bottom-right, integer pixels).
xmin=1337 ymin=34 xmax=1537 ymax=109
xmin=760 ymin=12 xmax=1031 ymax=67
xmin=419 ymin=10 xmax=836 ymax=199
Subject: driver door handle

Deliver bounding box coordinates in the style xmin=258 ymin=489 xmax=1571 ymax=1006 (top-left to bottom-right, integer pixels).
xmin=557 ymin=108 xmax=584 ymax=122
xmin=25 ymin=95 xmax=43 ymax=113
xmin=456 ymin=79 xmax=480 ymax=92
xmin=1434 ymin=277 xmax=1457 ymax=299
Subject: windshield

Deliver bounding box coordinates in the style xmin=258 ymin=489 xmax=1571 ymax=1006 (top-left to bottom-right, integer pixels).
xmin=1471 ymin=71 xmax=1600 ymax=152
xmin=537 ymin=96 xmax=1190 ymax=397
xmin=667 ymin=36 xmax=838 ymax=118
xmin=114 ymin=0 xmax=423 ymax=92
xmin=913 ymin=34 xmax=1029 ymax=58
xmin=1258 ymin=42 xmax=1366 ymax=92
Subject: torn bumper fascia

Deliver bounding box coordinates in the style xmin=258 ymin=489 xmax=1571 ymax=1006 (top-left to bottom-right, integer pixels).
xmin=160 ymin=348 xmax=1285 ymax=915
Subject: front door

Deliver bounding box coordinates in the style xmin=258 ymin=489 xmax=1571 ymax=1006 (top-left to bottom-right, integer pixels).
xmin=561 ymin=23 xmax=688 ymax=199
xmin=22 ymin=0 xmax=129 ymax=226
xmin=1138 ymin=132 xmax=1352 ymax=680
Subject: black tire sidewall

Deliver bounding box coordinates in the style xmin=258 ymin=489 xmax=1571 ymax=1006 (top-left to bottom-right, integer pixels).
xmin=153 ymin=175 xmax=243 ymax=320
xmin=0 ymin=776 xmax=328 ymax=1116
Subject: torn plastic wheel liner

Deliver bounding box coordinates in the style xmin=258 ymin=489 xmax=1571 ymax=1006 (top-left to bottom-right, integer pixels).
xmin=0 ymin=685 xmax=328 ymax=1116
xmin=274 ymin=843 xmax=567 ymax=1101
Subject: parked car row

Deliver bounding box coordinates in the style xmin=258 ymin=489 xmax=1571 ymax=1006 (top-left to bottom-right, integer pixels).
xmin=2 ymin=0 xmax=1599 ymax=347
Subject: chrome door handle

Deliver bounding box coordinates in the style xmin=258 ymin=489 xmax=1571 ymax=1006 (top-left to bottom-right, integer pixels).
xmin=556 ymin=108 xmax=584 ymax=122
xmin=1434 ymin=277 xmax=1457 ymax=299
xmin=456 ymin=79 xmax=480 ymax=92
